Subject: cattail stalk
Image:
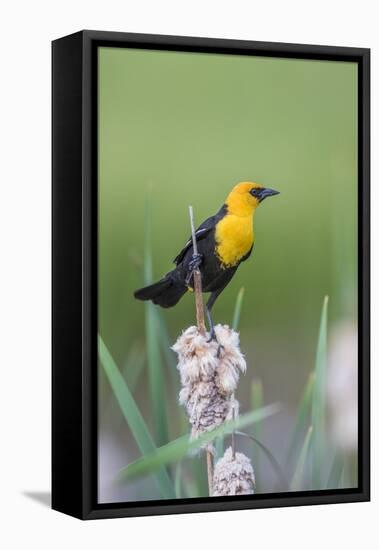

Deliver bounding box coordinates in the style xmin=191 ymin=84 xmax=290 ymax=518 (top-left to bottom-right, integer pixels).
xmin=188 ymin=206 xmax=206 ymax=335
xmin=188 ymin=205 xmax=213 ymax=494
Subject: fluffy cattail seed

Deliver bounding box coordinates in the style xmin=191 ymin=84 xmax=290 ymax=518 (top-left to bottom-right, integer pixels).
xmin=213 ymin=446 xmax=255 ymax=496
xmin=172 ymin=324 xmax=246 ymax=449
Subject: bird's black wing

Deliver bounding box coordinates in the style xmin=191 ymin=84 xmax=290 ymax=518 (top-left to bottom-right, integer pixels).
xmin=173 ymin=205 xmax=227 ymax=266
xmin=173 ymin=216 xmax=216 ymax=265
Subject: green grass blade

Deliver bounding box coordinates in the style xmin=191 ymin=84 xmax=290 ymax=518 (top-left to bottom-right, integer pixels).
xmin=155 ymin=308 xmax=189 ymax=438
xmin=105 ymin=343 xmax=145 ymax=428
xmin=349 ymin=453 xmax=358 ymax=487
xmin=146 ymin=305 xmax=169 ymax=445
xmin=119 ymin=403 xmax=280 ymax=482
xmin=192 ymin=457 xmax=208 ymax=497
xmin=291 ymin=426 xmax=313 ymax=491
xmin=214 ymin=437 xmax=224 ymax=459
xmin=123 ymin=343 xmax=145 ymax=391
xmin=339 ymin=455 xmax=356 ymax=489
xmin=174 ymin=461 xmax=182 ymax=498
xmin=144 ymin=199 xmax=169 ymax=446
xmin=250 ymin=379 xmax=264 ymax=488
xmin=156 ymin=309 xmax=177 ymax=370
xmin=326 ymin=451 xmax=344 ymax=489
xmin=232 ymin=287 xmax=245 ymax=330
xmin=98 ymin=335 xmax=174 ymax=498
xmin=339 ymin=461 xmax=348 ymax=489
xmin=156 ymin=309 xmax=182 ymax=396
xmin=183 ymin=470 xmax=200 ymax=498
xmin=286 ymin=371 xmax=315 ymax=466
xmin=235 ymin=431 xmax=289 ymax=491
xmin=311 ymin=296 xmax=329 ymax=489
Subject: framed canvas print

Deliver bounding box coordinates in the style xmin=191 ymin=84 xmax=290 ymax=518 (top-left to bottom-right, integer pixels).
xmin=52 ymin=30 xmax=370 ymax=519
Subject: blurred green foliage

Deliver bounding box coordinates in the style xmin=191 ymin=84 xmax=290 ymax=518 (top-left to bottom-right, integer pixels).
xmin=97 ymin=47 xmax=358 ymax=502
xmin=98 ymin=47 xmax=357 ymax=372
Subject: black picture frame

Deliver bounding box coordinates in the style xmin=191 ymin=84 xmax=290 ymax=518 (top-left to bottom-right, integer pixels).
xmin=52 ymin=30 xmax=370 ymax=520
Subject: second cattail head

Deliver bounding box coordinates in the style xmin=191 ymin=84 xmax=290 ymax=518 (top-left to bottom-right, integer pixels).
xmin=213 ymin=446 xmax=255 ymax=496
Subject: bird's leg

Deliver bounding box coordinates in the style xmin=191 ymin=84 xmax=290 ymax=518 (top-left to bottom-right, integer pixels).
xmin=205 ymin=306 xmax=216 ymax=341
xmin=206 ymin=290 xmax=224 ymax=357
xmin=185 ymin=253 xmax=203 ymax=286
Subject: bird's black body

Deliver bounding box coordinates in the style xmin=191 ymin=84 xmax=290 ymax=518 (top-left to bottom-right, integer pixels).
xmin=173 ymin=205 xmax=241 ymax=294
xmin=134 ymin=204 xmax=251 ymax=337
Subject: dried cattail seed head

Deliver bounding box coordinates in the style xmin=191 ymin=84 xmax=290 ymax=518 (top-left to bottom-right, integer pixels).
xmin=172 ymin=324 xmax=246 ymax=448
xmin=213 ymin=446 xmax=255 ymax=496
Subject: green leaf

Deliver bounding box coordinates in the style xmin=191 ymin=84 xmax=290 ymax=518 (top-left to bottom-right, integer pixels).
xmin=286 ymin=371 xmax=315 ymax=466
xmin=291 ymin=426 xmax=313 ymax=491
xmin=145 ymin=304 xmax=169 ymax=445
xmin=98 ymin=335 xmax=175 ymax=499
xmin=311 ymin=296 xmax=329 ymax=489
xmin=327 ymin=451 xmax=344 ymax=489
xmin=250 ymin=379 xmax=264 ymax=488
xmin=339 ymin=455 xmax=357 ymax=489
xmin=156 ymin=309 xmax=177 ymax=370
xmin=191 ymin=457 xmax=207 ymax=497
xmin=119 ymin=403 xmax=280 ymax=482
xmin=183 ymin=472 xmax=200 ymax=498
xmin=105 ymin=342 xmax=145 ymax=429
xmin=235 ymin=431 xmax=288 ymax=490
xmin=214 ymin=437 xmax=224 ymax=459
xmin=174 ymin=461 xmax=182 ymax=498
xmin=156 ymin=308 xmax=188 ymax=438
xmin=123 ymin=343 xmax=145 ymax=391
xmin=144 ymin=198 xmax=169 ymax=446
xmin=232 ymin=287 xmax=245 ymax=331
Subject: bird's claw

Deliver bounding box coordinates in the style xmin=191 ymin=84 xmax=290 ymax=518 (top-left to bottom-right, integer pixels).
xmin=185 ymin=253 xmax=203 ymax=285
xmin=188 ymin=253 xmax=203 ymax=272
xmin=216 ymin=343 xmax=224 ymax=358
xmin=207 ymin=327 xmax=217 ymax=343
xmin=207 ymin=329 xmax=224 ymax=357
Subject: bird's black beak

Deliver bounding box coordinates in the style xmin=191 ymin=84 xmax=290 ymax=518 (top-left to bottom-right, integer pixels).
xmin=258 ymin=187 xmax=280 ymax=202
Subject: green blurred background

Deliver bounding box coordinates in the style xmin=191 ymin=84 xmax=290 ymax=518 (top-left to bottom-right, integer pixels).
xmin=98 ymin=47 xmax=358 ymax=503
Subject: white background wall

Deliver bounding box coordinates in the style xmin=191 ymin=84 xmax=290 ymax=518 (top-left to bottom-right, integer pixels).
xmin=0 ymin=1 xmax=376 ymax=548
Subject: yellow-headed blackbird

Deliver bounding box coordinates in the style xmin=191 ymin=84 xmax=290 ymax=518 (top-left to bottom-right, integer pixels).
xmin=134 ymin=182 xmax=279 ymax=339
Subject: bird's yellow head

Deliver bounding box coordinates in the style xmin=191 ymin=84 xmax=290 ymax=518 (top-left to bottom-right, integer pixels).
xmin=225 ymin=181 xmax=280 ymax=216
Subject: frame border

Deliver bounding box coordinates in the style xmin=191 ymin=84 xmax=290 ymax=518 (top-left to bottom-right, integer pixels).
xmin=52 ymin=30 xmax=370 ymax=520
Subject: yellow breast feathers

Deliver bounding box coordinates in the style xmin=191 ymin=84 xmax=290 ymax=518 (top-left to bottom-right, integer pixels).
xmin=215 ymin=214 xmax=254 ymax=268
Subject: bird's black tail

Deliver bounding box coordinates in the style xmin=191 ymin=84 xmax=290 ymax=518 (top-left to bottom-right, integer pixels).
xmin=134 ymin=274 xmax=187 ymax=308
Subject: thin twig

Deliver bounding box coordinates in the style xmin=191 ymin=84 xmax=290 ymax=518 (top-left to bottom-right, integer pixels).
xmin=188 ymin=205 xmax=213 ymax=495
xmin=188 ymin=205 xmax=206 ymax=336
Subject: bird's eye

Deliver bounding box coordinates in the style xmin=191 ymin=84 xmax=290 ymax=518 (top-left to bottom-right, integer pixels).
xmin=250 ymin=188 xmax=260 ymax=197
